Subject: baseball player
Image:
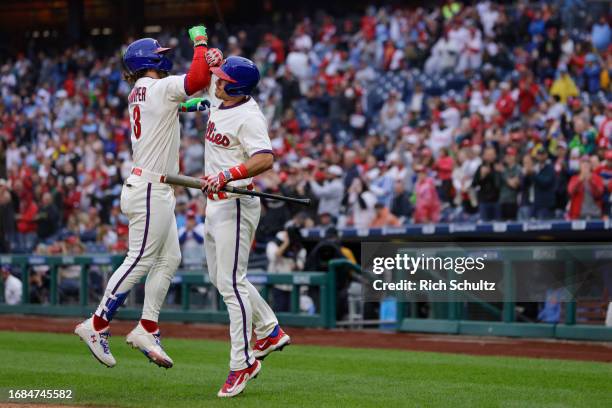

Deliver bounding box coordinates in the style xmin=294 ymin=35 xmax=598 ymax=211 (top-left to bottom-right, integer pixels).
xmin=198 ymin=56 xmax=291 ymax=398
xmin=75 ymin=26 xmax=219 ymax=369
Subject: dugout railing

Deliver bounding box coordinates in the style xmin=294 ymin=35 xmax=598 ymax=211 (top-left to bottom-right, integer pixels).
xmin=0 ymin=254 xmax=336 ymax=328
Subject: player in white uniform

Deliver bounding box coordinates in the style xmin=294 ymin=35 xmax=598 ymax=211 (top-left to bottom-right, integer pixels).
xmin=75 ymin=27 xmax=219 ymax=368
xmin=198 ymin=56 xmax=291 ymax=398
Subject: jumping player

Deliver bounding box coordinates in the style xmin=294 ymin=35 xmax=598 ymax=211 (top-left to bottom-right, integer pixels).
xmin=75 ymin=26 xmax=217 ymax=368
xmin=199 ymin=56 xmax=291 ymax=397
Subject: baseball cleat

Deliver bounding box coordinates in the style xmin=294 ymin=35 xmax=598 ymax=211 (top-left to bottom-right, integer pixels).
xmin=217 ymin=360 xmax=261 ymax=398
xmin=126 ymin=323 xmax=174 ymax=368
xmin=253 ymin=325 xmax=291 ymax=360
xmin=74 ymin=318 xmax=116 ymax=368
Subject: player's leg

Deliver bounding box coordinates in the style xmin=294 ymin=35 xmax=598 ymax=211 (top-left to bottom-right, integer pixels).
xmin=240 ymin=197 xmax=290 ymax=359
xmin=75 ymin=183 xmax=166 ymax=367
xmin=126 ymin=186 xmax=180 ymax=368
xmin=204 ymin=214 xmax=218 ymax=289
xmin=209 ymin=199 xmax=260 ymax=397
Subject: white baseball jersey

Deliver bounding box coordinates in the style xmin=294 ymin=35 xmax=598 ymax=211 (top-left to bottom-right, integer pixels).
xmin=202 ymin=76 xmax=280 ymax=371
xmin=127 ymin=74 xmax=187 ymax=177
xmin=204 ymin=77 xmax=272 ymax=187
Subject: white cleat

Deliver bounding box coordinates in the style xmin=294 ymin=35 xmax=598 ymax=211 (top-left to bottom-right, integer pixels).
xmin=74 ymin=318 xmax=116 ymax=368
xmin=126 ymin=323 xmax=174 ymax=369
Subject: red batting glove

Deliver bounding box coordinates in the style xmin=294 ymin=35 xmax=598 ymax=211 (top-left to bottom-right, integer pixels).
xmin=205 ymin=171 xmax=230 ymax=193
xmin=203 ymin=164 xmax=248 ymax=194
xmin=206 ymin=48 xmax=223 ymax=67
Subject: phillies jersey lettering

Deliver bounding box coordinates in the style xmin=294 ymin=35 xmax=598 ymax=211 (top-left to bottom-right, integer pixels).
xmin=205 ymin=121 xmax=230 ymax=147
xmin=127 ymin=75 xmax=188 ymax=178
xmin=204 ymin=76 xmax=272 ymax=188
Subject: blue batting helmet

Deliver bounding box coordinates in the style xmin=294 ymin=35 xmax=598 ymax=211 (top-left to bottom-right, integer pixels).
xmin=123 ymin=38 xmax=173 ymax=74
xmin=210 ymin=56 xmax=260 ymax=96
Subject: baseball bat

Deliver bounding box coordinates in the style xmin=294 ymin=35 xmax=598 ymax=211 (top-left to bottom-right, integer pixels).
xmin=162 ymin=173 xmax=311 ymax=206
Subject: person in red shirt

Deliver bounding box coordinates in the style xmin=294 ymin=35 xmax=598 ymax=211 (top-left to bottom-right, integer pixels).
xmin=15 ymin=193 xmax=38 ymax=252
xmin=567 ymin=157 xmax=604 ymax=219
xmin=433 ymin=147 xmax=454 ymax=204
xmin=62 ymin=176 xmax=81 ymax=222
xmin=495 ymin=83 xmax=515 ymax=124
xmin=518 ymin=73 xmax=540 ymax=114
xmin=413 ymin=165 xmax=441 ymax=223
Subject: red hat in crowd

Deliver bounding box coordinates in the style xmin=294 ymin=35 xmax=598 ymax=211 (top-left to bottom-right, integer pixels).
xmin=506 ymin=147 xmax=517 ymax=156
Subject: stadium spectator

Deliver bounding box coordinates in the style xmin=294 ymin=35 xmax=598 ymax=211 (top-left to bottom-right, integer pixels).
xmin=553 ymin=141 xmax=571 ymax=218
xmin=308 ymin=165 xmax=344 ymax=219
xmin=583 ymin=54 xmax=602 ymax=94
xmin=550 ymin=67 xmax=579 ymax=103
xmin=370 ymin=203 xmax=401 ymax=228
xmin=178 ymin=211 xmax=205 ymax=267
xmin=499 ymin=147 xmax=521 ymax=220
xmin=36 ymin=192 xmax=60 ymax=243
xmin=390 ymin=179 xmax=413 ymax=221
xmin=1 ymin=265 xmax=22 ymax=305
xmin=591 ymin=16 xmax=611 ymax=52
xmin=342 ymin=177 xmax=377 ymax=229
xmin=413 ymin=164 xmax=441 ymax=224
xmin=531 ymin=147 xmax=557 ymax=219
xmin=266 ymin=227 xmax=306 ymax=312
xmin=472 ymin=146 xmax=501 ymax=221
xmin=15 ymin=194 xmax=38 ymax=252
xmin=567 ymin=157 xmax=604 ymax=219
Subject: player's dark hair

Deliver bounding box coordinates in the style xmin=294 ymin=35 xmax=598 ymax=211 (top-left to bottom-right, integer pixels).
xmin=123 ymin=69 xmax=169 ymax=86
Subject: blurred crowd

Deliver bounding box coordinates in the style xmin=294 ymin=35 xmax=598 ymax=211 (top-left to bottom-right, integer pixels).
xmin=0 ymin=0 xmax=611 ymax=258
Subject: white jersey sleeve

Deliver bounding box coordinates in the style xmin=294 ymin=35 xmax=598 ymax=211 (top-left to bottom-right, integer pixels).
xmin=155 ymin=74 xmax=188 ymax=103
xmin=236 ymin=111 xmax=273 ymax=157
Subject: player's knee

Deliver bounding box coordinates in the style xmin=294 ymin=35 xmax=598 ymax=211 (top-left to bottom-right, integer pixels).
xmin=167 ymin=252 xmax=181 ymax=270
xmin=217 ymin=281 xmax=236 ymax=299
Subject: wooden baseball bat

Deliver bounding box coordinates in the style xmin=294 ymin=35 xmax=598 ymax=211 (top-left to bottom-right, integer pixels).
xmin=162 ymin=173 xmax=311 ymax=206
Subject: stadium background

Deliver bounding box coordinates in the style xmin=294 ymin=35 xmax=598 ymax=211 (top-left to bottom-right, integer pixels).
xmin=0 ymin=1 xmax=611 ymax=406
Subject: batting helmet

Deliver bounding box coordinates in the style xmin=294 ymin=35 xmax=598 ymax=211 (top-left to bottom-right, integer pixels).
xmin=210 ymin=56 xmax=260 ymax=96
xmin=123 ymin=38 xmax=173 ymax=74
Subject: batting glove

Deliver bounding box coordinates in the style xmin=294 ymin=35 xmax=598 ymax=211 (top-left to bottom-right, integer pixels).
xmin=206 ymin=48 xmax=223 ymax=67
xmin=203 ymin=164 xmax=248 ymax=193
xmin=188 ymin=25 xmax=208 ymax=48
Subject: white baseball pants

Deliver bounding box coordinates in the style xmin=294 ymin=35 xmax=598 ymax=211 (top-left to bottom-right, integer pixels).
xmin=204 ymin=196 xmax=278 ymax=370
xmin=94 ymin=180 xmax=181 ymax=322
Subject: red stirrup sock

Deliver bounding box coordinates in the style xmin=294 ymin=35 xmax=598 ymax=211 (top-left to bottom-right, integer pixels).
xmin=93 ymin=315 xmax=109 ymax=331
xmin=140 ymin=319 xmax=159 ymax=333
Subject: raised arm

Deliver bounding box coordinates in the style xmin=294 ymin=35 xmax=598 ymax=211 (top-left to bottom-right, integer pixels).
xmin=183 ymin=26 xmax=212 ymax=96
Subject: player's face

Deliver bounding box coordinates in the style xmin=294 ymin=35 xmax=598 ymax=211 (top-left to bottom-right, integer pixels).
xmin=215 ymin=79 xmax=229 ymax=100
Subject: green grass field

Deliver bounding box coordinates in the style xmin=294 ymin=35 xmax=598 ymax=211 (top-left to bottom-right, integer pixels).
xmin=0 ymin=331 xmax=610 ymax=408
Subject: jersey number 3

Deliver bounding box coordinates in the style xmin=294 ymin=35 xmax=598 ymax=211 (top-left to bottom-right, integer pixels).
xmin=133 ymin=106 xmax=141 ymax=139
